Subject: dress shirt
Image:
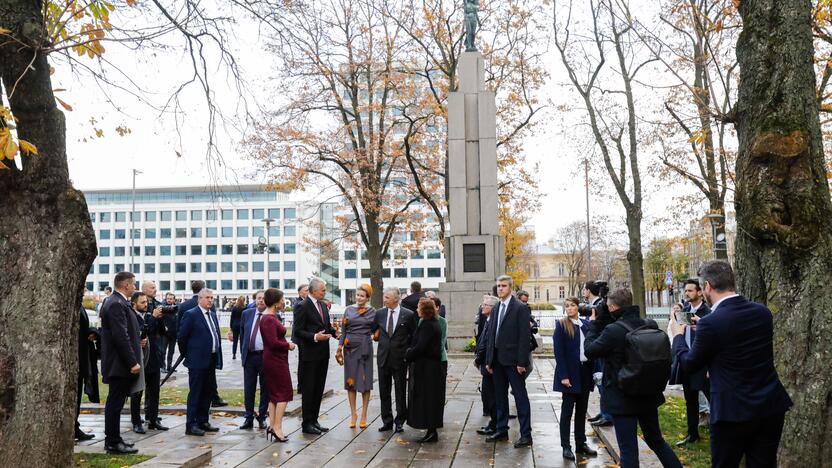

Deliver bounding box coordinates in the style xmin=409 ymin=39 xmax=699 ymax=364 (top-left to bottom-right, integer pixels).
xmin=709 ymin=293 xmax=740 ymax=315
xmin=570 ymin=318 xmax=588 ymax=362
xmin=249 ymin=307 xmax=265 ymax=351
xmin=200 ymin=306 xmax=219 ymax=353
xmin=311 ymin=297 xmax=326 ymax=342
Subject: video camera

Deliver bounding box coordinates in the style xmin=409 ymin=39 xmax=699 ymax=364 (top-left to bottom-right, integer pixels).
xmin=578 ymin=281 xmax=614 ymax=326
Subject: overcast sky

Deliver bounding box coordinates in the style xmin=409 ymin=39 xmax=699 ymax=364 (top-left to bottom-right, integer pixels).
xmin=57 ymin=1 xmax=707 ymax=247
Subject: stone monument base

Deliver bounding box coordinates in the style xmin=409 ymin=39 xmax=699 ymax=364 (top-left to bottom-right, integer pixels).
xmin=439 ymin=280 xmax=496 ymax=351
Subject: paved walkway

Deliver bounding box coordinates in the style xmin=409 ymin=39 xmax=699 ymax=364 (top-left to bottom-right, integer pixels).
xmin=77 ymin=348 xmax=615 ymax=467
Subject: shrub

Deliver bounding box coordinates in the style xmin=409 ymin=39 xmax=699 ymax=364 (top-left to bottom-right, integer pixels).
xmin=82 ymin=296 xmax=96 ymax=310
xmin=463 ymin=336 xmax=477 ymax=352
xmin=528 ymin=303 xmax=555 ymax=310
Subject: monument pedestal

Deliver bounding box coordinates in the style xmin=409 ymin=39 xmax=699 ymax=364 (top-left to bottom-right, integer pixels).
xmin=441 ymin=51 xmax=505 ymax=351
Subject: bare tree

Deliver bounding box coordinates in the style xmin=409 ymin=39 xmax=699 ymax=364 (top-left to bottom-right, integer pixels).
xmin=554 ymin=0 xmax=650 ymax=313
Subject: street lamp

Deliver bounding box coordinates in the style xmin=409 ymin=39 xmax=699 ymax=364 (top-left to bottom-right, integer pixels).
xmin=706 ymin=213 xmax=727 ymax=259
xmin=131 ymin=168 xmax=142 ymax=273
xmin=260 ymin=218 xmax=276 ymax=288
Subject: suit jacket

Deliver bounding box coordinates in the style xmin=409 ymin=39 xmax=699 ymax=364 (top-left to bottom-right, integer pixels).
xmin=177 ymin=306 xmax=224 ymax=370
xmin=486 ymin=296 xmax=531 ymax=368
xmin=177 ymin=296 xmax=198 ymax=330
xmin=240 ymin=306 xmax=265 ymax=367
xmin=474 ymin=314 xmax=492 ymax=376
xmin=375 ymin=306 xmax=417 ymax=369
xmin=293 ymin=297 xmax=337 ymax=362
xmin=401 ymin=292 xmax=425 ymax=315
xmin=142 ymin=309 xmax=166 ymax=371
xmin=669 ymin=302 xmax=711 ymax=389
xmin=99 ymin=292 xmax=142 ymax=382
xmin=553 ymin=318 xmax=594 ymax=394
xmin=78 ymin=306 xmax=92 ymax=377
xmin=672 ymin=295 xmax=792 ymax=423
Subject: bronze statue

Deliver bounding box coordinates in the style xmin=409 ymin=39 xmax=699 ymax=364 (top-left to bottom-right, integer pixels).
xmin=464 ymin=0 xmax=478 ymax=51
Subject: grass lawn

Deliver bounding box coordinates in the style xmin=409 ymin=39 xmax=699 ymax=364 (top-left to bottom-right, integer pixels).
xmin=74 ymin=453 xmax=153 ymax=467
xmin=82 ymin=376 xmax=250 ymax=407
xmin=654 ymin=396 xmax=711 ymax=468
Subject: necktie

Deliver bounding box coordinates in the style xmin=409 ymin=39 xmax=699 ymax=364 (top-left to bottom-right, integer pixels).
xmin=387 ymin=310 xmax=395 ymax=336
xmin=249 ymin=312 xmax=262 ymax=351
xmin=496 ymin=303 xmax=506 ymax=341
xmin=205 ymin=311 xmax=218 ymax=352
xmin=316 ymin=300 xmax=325 ymax=323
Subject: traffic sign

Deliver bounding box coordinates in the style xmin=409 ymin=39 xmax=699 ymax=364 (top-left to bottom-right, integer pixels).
xmin=665 ymin=271 xmax=673 ymax=285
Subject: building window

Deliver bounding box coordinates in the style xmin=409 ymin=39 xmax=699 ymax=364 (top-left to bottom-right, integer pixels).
xmin=99 ymin=264 xmax=110 ymax=274
xmin=99 ymin=247 xmax=110 ymax=257
xmin=191 ymin=263 xmax=202 ymax=273
xmin=206 ymin=245 xmax=217 ymax=255
xmin=237 ymin=280 xmax=249 ymax=290
xmin=206 ymin=227 xmax=217 ymax=238
xmin=237 ymin=262 xmax=249 ymax=273
xmin=160 ymin=228 xmax=171 ymax=239
xmin=145 ymin=228 xmax=156 ymax=239
xmin=253 ymin=261 xmax=264 ymax=272
xmin=175 ymin=245 xmax=186 ymax=255
xmin=284 ymin=243 xmax=296 ymax=254
xmin=98 ymin=282 xmax=110 ymax=291
xmin=131 ymin=246 xmax=140 ymax=256
xmin=131 ymin=229 xmax=141 ymax=240
xmin=221 ymin=245 xmax=233 ymax=255
xmin=361 ymin=250 xmax=368 ymax=260
xmin=160 ymin=263 xmax=171 ymax=273
xmin=175 ymin=228 xmax=187 ymax=238
xmin=394 ymin=268 xmax=407 ymax=278
xmin=268 ymin=208 xmax=281 ymax=219
xmin=115 ymin=229 xmax=126 ymax=239
xmin=268 ymin=279 xmax=280 ymax=288
xmin=361 ymin=268 xmax=371 ymax=278
xmin=268 ymin=226 xmax=279 ymax=237
xmin=237 ymin=226 xmax=249 ymax=237
xmin=268 ymin=261 xmax=280 ymax=272
xmin=410 ymin=268 xmax=424 ymax=277
xmin=99 ymin=229 xmax=111 ymax=240
xmin=175 ymin=280 xmax=186 ymax=291
xmin=345 ymin=268 xmax=357 ymax=279
xmin=221 ymin=262 xmax=233 ymax=272
xmin=159 ymin=246 xmax=171 ymax=256
xmin=160 ymin=211 xmax=172 ymax=221
xmin=145 ymin=211 xmax=156 ymax=222
xmin=284 ymin=261 xmax=296 ymax=272
xmin=100 ymin=212 xmax=112 ymax=222
xmin=144 ymin=246 xmax=156 ymax=256
xmin=114 ymin=247 xmax=125 ymax=257
xmin=191 ymin=210 xmax=202 ymax=221
xmin=206 ymin=262 xmax=217 ymax=272
xmin=175 ymin=263 xmax=186 ymax=273
xmin=533 ymin=286 xmax=540 ymax=301
xmin=344 ymin=250 xmax=357 ymax=260
xmin=237 ymin=209 xmax=249 ymax=220
xmin=191 ymin=245 xmax=202 ymax=255
xmin=130 ymin=211 xmax=140 ymax=222
xmin=253 ymin=208 xmax=264 ymax=219
xmin=145 ymin=264 xmax=156 ymax=274
xmin=175 ymin=210 xmax=186 ymax=221
xmin=206 ymin=210 xmax=217 ymax=221
xmin=221 ymin=209 xmax=232 ymax=220
xmin=252 ymin=226 xmax=264 ymax=237
xmin=191 ymin=228 xmax=202 ymax=238
xmin=222 ymin=227 xmax=233 ymax=237
xmin=206 ymin=280 xmax=217 ymax=290
xmin=382 ymin=268 xmax=391 ymax=278
xmin=284 ymin=208 xmax=296 ymax=219
xmin=394 ymin=249 xmax=407 ymax=260
xmin=558 ymin=264 xmax=566 ymax=276
xmin=269 ymin=244 xmax=279 ymax=254
xmin=558 ymin=286 xmax=565 ymax=299
xmin=427 ymin=249 xmax=441 ymax=259
xmin=159 ymin=280 xmax=170 ymax=291
xmin=114 ymin=263 xmax=125 ymax=272
xmin=427 ymin=267 xmax=442 ymax=278
xmin=221 ymin=280 xmax=232 ymax=290
xmin=115 ymin=212 xmax=126 ymax=222
xmin=284 ymin=279 xmax=296 ymax=290
xmin=284 ymin=225 xmax=297 ymax=237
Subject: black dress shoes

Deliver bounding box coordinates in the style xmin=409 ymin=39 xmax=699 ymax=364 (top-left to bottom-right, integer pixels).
xmin=591 ymin=417 xmax=613 ymax=427
xmin=508 ymin=414 xmax=517 ymax=419
xmin=121 ymin=440 xmax=135 ymax=447
xmin=676 ymin=435 xmax=700 ymax=447
xmin=211 ymin=398 xmax=228 ymax=408
xmin=485 ymin=431 xmax=509 ymax=442
xmin=378 ymin=424 xmax=393 ymax=432
xmin=186 ymin=426 xmax=206 ymax=436
xmin=313 ymin=423 xmax=329 ymax=432
xmin=302 ymin=424 xmax=322 ymax=435
xmin=394 ymin=424 xmax=404 ymax=433
xmin=105 ymin=441 xmax=138 ymax=454
xmin=74 ymin=431 xmax=95 ymax=441
xmin=132 ymin=423 xmax=146 ymax=434
xmin=576 ymin=443 xmax=598 ymax=456
xmin=513 ymin=435 xmax=533 ymax=448
xmin=419 ymin=430 xmax=438 ymax=443
xmin=563 ymin=448 xmax=576 ymax=460
xmin=240 ymin=418 xmax=254 ymax=430
xmin=148 ymin=420 xmax=169 ymax=431
xmin=258 ymin=418 xmax=267 ymax=430
xmin=588 ymin=413 xmax=602 ymax=423
xmin=476 ymin=426 xmax=496 ymax=435
xmin=200 ymin=423 xmax=220 ymax=432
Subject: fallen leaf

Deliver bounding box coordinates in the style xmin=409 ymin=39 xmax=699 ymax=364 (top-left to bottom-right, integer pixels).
xmin=354 ymin=449 xmax=367 ymax=454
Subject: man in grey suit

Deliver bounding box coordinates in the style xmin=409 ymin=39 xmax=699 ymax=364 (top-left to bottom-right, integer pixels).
xmin=375 ymin=287 xmax=418 ymax=433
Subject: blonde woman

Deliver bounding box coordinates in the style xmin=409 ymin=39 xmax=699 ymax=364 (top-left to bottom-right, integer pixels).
xmin=336 ymin=284 xmax=377 ymax=428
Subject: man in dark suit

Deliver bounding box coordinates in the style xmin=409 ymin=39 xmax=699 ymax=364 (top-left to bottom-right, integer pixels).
xmin=233 ymin=290 xmax=269 ymax=429
xmin=292 ymin=283 xmax=309 ymax=393
xmin=129 ymin=291 xmax=168 ymax=433
xmin=375 ymin=287 xmax=418 ymax=433
xmin=485 ymin=275 xmax=533 ymax=448
xmin=670 ymin=278 xmax=711 ymax=446
xmin=161 ymin=292 xmax=178 ymax=372
xmin=401 ymin=281 xmax=425 ymax=315
xmin=99 ymin=272 xmax=142 ymax=454
xmin=75 ymin=295 xmax=96 ymax=441
xmin=671 ymin=260 xmax=792 ymax=467
xmin=475 ymin=295 xmax=498 ymax=435
xmin=178 ymin=280 xmax=227 ymax=407
xmin=293 ymin=277 xmax=337 ymax=434
xmin=178 ymin=288 xmax=224 ymax=436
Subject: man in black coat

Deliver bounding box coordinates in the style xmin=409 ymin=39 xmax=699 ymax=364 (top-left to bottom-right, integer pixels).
xmin=99 ymin=272 xmax=142 ymax=454
xmin=292 ymin=283 xmax=309 ymax=393
xmin=375 ymin=287 xmax=417 ymax=433
xmin=161 ymin=292 xmax=178 ymax=372
xmin=293 ymin=277 xmax=337 ymax=434
xmin=485 ymin=275 xmax=533 ymax=448
xmin=75 ymin=298 xmax=96 ymax=441
xmin=401 ymin=281 xmax=425 ymax=315
xmin=475 ymin=295 xmax=498 ymax=435
xmin=129 ymin=291 xmax=169 ymax=433
xmin=584 ymin=288 xmax=681 ymax=468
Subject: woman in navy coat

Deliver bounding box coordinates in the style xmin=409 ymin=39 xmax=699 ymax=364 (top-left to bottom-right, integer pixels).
xmin=553 ymin=297 xmax=597 ymax=460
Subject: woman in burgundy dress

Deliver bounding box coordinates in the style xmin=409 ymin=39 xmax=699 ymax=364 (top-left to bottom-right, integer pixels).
xmin=261 ymin=288 xmax=296 ymax=442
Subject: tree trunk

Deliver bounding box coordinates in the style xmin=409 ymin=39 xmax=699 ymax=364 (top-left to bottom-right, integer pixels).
xmin=0 ymin=1 xmax=98 ymax=464
xmin=363 ymin=217 xmax=385 ymax=308
xmin=735 ymin=1 xmax=832 ymax=463
xmin=625 ymin=210 xmax=646 ymax=315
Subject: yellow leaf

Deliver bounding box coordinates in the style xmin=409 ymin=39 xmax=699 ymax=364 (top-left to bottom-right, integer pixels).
xmin=19 ymin=139 xmax=38 ymax=155
xmin=55 ymin=96 xmax=73 ymax=111
xmin=0 ymin=160 xmax=7 ymax=170
xmin=0 ymin=27 xmax=11 ymax=35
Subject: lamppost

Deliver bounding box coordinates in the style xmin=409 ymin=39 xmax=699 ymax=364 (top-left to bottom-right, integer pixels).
xmin=260 ymin=218 xmax=276 ymax=289
xmin=131 ymin=169 xmax=142 ymax=273
xmin=706 ymin=213 xmax=727 ymax=260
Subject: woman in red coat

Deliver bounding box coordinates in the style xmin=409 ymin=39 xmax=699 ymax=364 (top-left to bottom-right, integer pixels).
xmin=261 ymin=288 xmax=296 ymax=442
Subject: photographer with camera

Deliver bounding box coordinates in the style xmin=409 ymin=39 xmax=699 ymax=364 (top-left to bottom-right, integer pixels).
xmin=671 ymin=261 xmax=792 ymax=467
xmin=585 ymin=288 xmax=681 ymax=468
xmin=582 ymin=281 xmax=613 ymax=427
xmin=669 ymin=279 xmax=711 ymax=446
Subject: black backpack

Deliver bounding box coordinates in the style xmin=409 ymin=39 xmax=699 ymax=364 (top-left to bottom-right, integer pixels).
xmin=616 ymin=320 xmax=671 ymax=396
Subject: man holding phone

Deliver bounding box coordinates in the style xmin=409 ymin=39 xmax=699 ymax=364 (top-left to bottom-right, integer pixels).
xmin=669 ymin=278 xmax=711 ymax=446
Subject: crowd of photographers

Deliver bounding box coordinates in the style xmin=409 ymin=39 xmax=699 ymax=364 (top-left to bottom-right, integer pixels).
xmin=541 ymin=260 xmax=792 ymax=467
